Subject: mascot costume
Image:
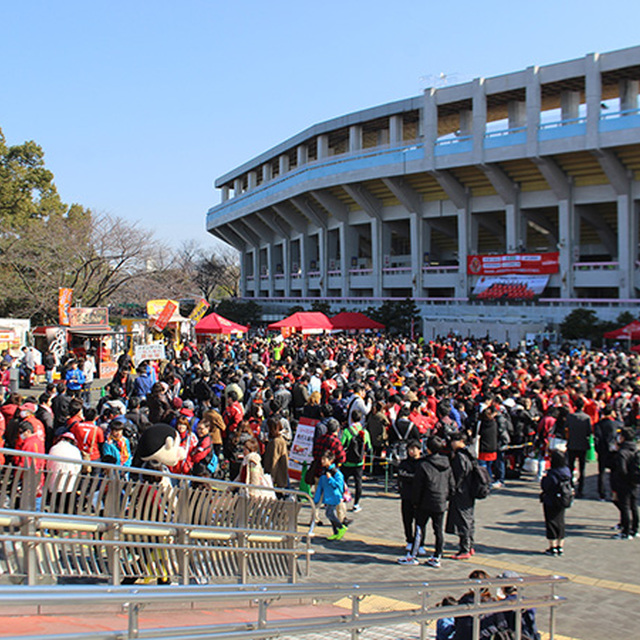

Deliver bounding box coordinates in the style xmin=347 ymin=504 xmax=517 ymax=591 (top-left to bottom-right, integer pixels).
xmin=123 ymin=423 xmax=186 ymax=585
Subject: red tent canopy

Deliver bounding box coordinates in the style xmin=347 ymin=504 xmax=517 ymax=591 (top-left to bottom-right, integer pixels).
xmin=194 ymin=312 xmax=248 ymax=335
xmin=631 ymin=344 xmax=640 ymax=353
xmin=330 ymin=311 xmax=385 ymax=331
xmin=267 ymin=312 xmax=333 ymax=333
xmin=603 ymin=320 xmax=640 ymax=340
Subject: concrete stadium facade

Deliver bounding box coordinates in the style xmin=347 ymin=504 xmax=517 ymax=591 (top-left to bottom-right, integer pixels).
xmin=206 ymin=45 xmax=640 ymax=341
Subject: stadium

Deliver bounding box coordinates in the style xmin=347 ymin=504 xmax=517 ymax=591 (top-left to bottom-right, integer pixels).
xmin=206 ymin=45 xmax=640 ymax=341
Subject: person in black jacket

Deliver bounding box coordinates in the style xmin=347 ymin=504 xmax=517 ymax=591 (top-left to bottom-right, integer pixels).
xmin=610 ymin=427 xmax=639 ymax=539
xmin=411 ymin=435 xmax=455 ymax=568
xmin=565 ymin=396 xmax=592 ymax=498
xmin=396 ymin=440 xmax=424 ymax=563
xmin=593 ymin=406 xmax=620 ymax=501
xmin=446 ymin=432 xmax=476 ymax=559
xmin=540 ymin=449 xmax=572 ymax=555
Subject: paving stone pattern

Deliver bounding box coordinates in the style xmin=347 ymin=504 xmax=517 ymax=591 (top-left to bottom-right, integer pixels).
xmin=301 ymin=462 xmax=640 ymax=640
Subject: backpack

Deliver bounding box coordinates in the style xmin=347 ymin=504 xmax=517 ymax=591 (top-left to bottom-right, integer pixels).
xmin=389 ymin=418 xmax=417 ymax=466
xmin=469 ymin=457 xmax=492 ymax=500
xmin=554 ymin=476 xmax=574 ymax=509
xmin=345 ymin=426 xmax=365 ymax=464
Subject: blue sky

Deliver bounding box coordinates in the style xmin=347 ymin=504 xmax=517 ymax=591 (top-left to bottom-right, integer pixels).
xmin=1 ymin=1 xmax=638 ymax=248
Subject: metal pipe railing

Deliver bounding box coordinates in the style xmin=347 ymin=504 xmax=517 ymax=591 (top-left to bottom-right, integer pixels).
xmin=0 ymin=576 xmax=568 ymax=640
xmin=0 ymin=447 xmax=316 ymax=586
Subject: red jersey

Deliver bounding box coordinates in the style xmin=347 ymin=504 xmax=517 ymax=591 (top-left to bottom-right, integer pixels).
xmin=71 ymin=421 xmax=105 ymax=461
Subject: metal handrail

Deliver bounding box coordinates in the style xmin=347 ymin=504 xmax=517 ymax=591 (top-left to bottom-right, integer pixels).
xmin=0 ymin=575 xmax=568 ymax=640
xmin=0 ymin=448 xmax=316 ymax=585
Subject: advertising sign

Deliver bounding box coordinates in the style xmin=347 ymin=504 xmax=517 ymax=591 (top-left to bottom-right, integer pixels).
xmin=146 ymin=299 xmax=179 ymax=317
xmin=189 ymin=298 xmax=210 ymax=324
xmin=467 ymin=252 xmax=559 ymax=276
xmin=134 ymin=342 xmax=166 ymax=366
xmin=152 ymin=301 xmax=178 ymax=332
xmin=69 ymin=307 xmax=109 ymax=327
xmin=288 ymin=417 xmax=317 ymax=480
xmin=58 ymin=288 xmax=73 ymax=326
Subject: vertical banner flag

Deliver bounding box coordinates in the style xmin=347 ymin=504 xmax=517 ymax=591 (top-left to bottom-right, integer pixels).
xmin=58 ymin=288 xmax=73 ymax=326
xmin=153 ymin=300 xmax=178 ymax=332
xmin=189 ymin=298 xmax=210 ymax=324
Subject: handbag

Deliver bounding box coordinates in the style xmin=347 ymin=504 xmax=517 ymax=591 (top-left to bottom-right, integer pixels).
xmin=548 ymin=436 xmax=567 ymax=452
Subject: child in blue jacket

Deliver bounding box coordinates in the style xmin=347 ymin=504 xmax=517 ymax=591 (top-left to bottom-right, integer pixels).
xmin=313 ymin=450 xmax=347 ymax=540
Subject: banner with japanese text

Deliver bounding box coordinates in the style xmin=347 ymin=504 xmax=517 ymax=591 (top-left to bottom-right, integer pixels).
xmin=189 ymin=298 xmax=210 ymax=324
xmin=152 ymin=301 xmax=177 ymax=332
xmin=467 ymin=252 xmax=559 ymax=276
xmin=58 ymin=288 xmax=73 ymax=326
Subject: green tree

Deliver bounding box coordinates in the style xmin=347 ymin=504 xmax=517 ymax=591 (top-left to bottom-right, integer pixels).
xmin=215 ymin=299 xmax=261 ymax=327
xmin=311 ymin=300 xmax=332 ymax=315
xmin=559 ymin=308 xmax=600 ymax=341
xmin=366 ymin=298 xmax=418 ymax=335
xmin=615 ymin=311 xmax=637 ymax=327
xmin=0 ymin=129 xmax=65 ymax=224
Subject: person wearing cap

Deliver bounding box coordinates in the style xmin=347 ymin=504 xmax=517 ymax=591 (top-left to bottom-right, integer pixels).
xmin=46 ymin=431 xmax=82 ymax=513
xmin=610 ymin=426 xmax=639 ymax=539
xmin=14 ymin=420 xmax=45 ymax=471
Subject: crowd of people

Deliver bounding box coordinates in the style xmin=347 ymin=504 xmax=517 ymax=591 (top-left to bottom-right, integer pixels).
xmin=0 ymin=331 xmax=639 ymax=561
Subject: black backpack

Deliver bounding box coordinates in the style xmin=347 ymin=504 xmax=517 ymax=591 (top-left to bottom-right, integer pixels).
xmin=554 ymin=476 xmax=574 ymax=509
xmin=469 ymin=456 xmax=492 ymax=500
xmin=345 ymin=426 xmax=365 ymax=464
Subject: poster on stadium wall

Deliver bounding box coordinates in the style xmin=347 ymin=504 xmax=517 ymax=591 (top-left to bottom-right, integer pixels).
xmin=288 ymin=417 xmax=318 ymax=480
xmin=471 ymin=275 xmax=550 ymax=301
xmin=467 ymin=252 xmax=559 ymax=276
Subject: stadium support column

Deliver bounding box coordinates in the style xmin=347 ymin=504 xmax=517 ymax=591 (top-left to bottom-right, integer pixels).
xmin=585 ymin=53 xmax=602 ymax=149
xmin=252 ymin=250 xmax=259 ymax=297
xmin=558 ymin=199 xmax=575 ymax=298
xmin=266 ymin=243 xmax=274 ymax=298
xmin=299 ymin=236 xmax=309 ymax=298
xmin=239 ymin=255 xmax=246 ymax=297
xmin=318 ymin=227 xmax=328 ymax=298
xmin=410 ymin=213 xmax=423 ymax=298
xmin=371 ymin=219 xmax=383 ymax=298
xmin=617 ymin=193 xmax=635 ymax=299
xmin=423 ymin=88 xmax=437 ymax=170
xmin=282 ymin=239 xmax=291 ymax=297
xmin=457 ymin=208 xmax=469 ymax=299
xmin=340 ymin=222 xmax=356 ymax=299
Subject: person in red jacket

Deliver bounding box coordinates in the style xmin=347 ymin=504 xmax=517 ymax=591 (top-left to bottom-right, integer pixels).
xmin=15 ymin=421 xmax=45 ymax=471
xmin=223 ymin=390 xmax=244 ymax=434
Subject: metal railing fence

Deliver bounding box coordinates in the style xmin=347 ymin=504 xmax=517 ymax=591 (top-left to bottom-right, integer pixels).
xmin=0 ymin=447 xmax=315 ymax=586
xmin=0 ymin=575 xmax=568 ymax=640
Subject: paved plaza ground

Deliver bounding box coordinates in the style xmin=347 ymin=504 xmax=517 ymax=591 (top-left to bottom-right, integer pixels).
xmin=302 ymin=461 xmax=640 ymax=640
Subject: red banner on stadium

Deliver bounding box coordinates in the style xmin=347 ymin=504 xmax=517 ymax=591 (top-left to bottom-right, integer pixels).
xmin=467 ymin=252 xmax=559 ymax=276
